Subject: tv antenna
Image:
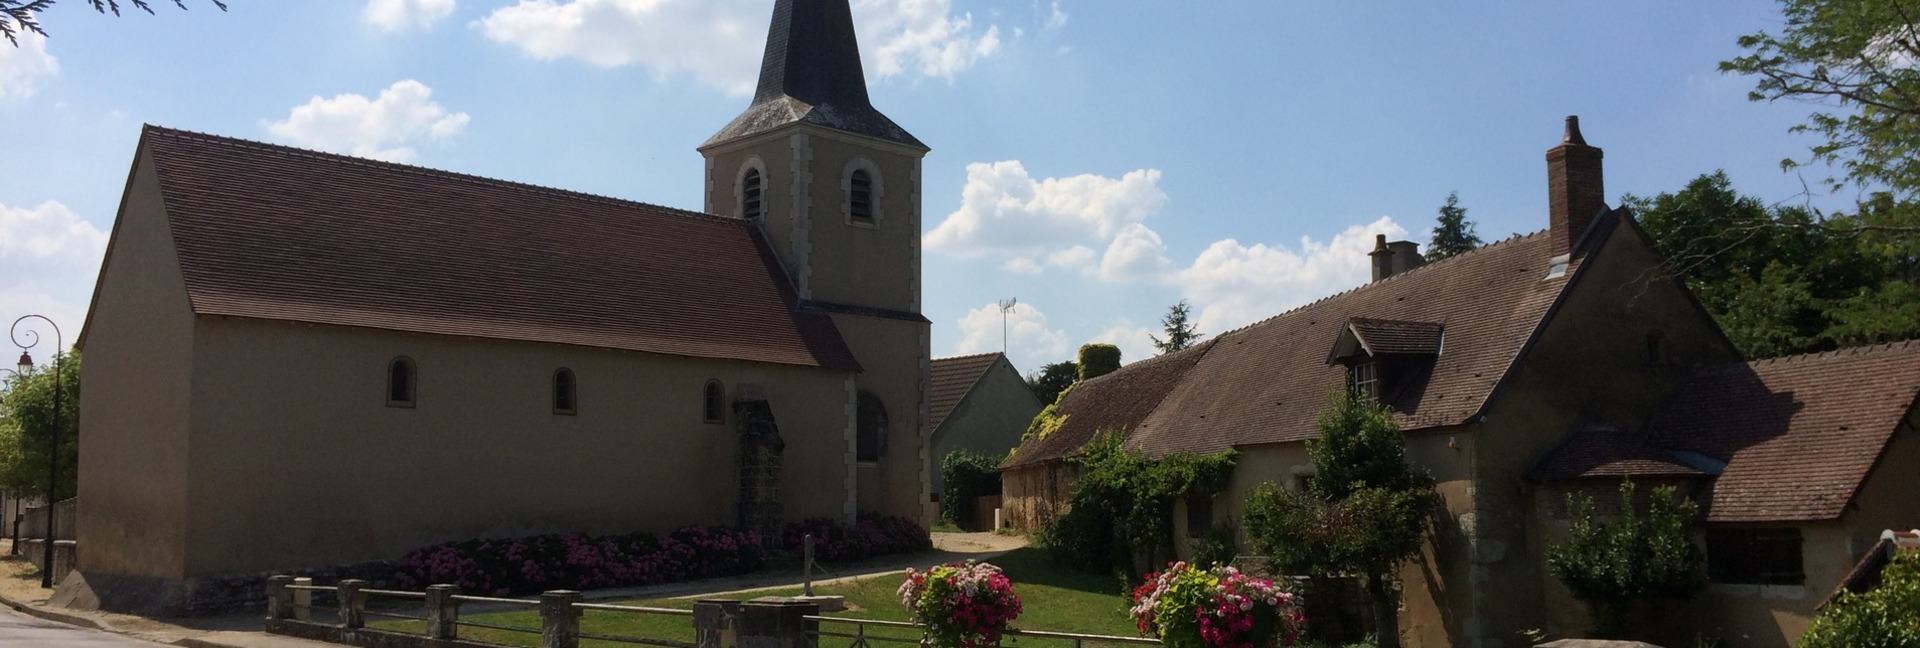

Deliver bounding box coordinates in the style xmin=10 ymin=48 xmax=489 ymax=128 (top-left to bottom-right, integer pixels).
xmin=998 ymin=298 xmax=1019 ymax=354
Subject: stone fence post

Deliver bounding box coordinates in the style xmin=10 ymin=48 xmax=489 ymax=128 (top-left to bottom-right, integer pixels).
xmin=267 ymin=575 xmax=294 ymax=621
xmin=292 ymin=577 xmax=313 ymax=621
xmin=425 ymin=584 xmax=460 ymax=640
xmin=541 ymin=590 xmax=583 ymax=648
xmin=739 ymin=599 xmax=819 ymax=648
xmin=337 ymin=579 xmax=366 ymax=630
xmin=695 ymin=599 xmax=743 ymax=648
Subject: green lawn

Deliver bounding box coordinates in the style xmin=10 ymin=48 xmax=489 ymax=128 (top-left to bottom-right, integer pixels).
xmin=370 ymin=547 xmax=1143 ymax=648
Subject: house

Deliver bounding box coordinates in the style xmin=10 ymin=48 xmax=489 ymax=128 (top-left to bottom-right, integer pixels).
xmin=66 ymin=0 xmax=931 ymax=615
xmin=927 ymin=352 xmax=1043 ymax=495
xmin=1001 ymin=119 xmax=1920 ymax=648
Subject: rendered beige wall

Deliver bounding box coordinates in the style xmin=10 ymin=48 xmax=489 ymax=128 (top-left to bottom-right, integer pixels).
xmin=930 ymin=359 xmax=1043 ymax=492
xmin=831 ymin=312 xmax=930 ymax=525
xmin=75 ymin=151 xmax=197 ymax=580
xmin=180 ymin=317 xmax=855 ymax=576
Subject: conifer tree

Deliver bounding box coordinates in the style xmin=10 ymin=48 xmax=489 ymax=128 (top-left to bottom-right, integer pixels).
xmin=1426 ymin=192 xmax=1482 ymax=261
xmin=1149 ymin=300 xmax=1203 ymax=354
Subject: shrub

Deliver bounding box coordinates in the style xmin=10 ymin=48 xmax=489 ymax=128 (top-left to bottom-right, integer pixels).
xmin=1077 ymin=344 xmax=1122 ymax=381
xmin=1801 ymin=551 xmax=1920 ymax=648
xmin=1544 ymin=479 xmax=1703 ymax=638
xmin=394 ymin=525 xmax=766 ymax=595
xmin=899 ymin=561 xmax=1023 ymax=648
xmin=1041 ymin=431 xmax=1235 ymax=577
xmin=941 ymin=449 xmax=1004 ymax=528
xmin=782 ymin=511 xmax=932 ymax=562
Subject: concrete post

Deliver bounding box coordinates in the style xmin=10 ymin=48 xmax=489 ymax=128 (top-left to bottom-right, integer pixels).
xmin=425 ymin=584 xmax=460 ymax=640
xmin=267 ymin=575 xmax=294 ymax=620
xmin=338 ymin=579 xmax=366 ymax=630
xmin=695 ymin=599 xmax=743 ymax=648
xmin=292 ymin=577 xmax=313 ymax=621
xmin=740 ymin=599 xmax=820 ymax=648
xmin=541 ymin=590 xmax=584 ymax=648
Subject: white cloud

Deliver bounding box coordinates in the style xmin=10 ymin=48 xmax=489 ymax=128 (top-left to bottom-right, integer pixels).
xmin=1043 ymin=1 xmax=1068 ymax=30
xmin=0 ymin=32 xmax=58 ymax=101
xmin=0 ymin=200 xmax=109 ymax=336
xmin=1175 ymin=217 xmax=1408 ymax=335
xmin=477 ymin=0 xmax=1001 ymax=95
xmin=1098 ymin=222 xmax=1172 ymax=282
xmin=927 ymin=160 xmax=1167 ymax=262
xmin=1089 ymin=319 xmax=1155 ymax=366
xmin=364 ymin=0 xmax=457 ymax=31
xmin=1046 ymin=245 xmax=1095 ymax=271
xmin=1001 ymin=257 xmax=1043 ymax=274
xmin=264 ymin=80 xmax=470 ymax=163
xmin=953 ymin=301 xmax=1070 ymax=374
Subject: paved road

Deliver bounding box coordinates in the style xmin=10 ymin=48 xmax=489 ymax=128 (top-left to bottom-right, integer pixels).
xmin=0 ymin=604 xmax=170 ymax=647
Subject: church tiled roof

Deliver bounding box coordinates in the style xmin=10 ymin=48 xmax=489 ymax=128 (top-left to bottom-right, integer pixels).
xmin=1647 ymin=341 xmax=1920 ymax=522
xmin=929 ymin=353 xmax=1002 ymax=431
xmin=132 ymin=125 xmax=862 ymax=371
xmin=704 ymin=0 xmax=924 ymax=150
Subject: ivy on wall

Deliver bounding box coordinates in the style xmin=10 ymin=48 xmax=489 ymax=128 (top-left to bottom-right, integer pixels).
xmin=1039 ymin=430 xmax=1236 ymax=577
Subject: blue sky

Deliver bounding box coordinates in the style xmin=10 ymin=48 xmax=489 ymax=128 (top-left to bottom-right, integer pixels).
xmin=0 ymin=1 xmax=1850 ymax=375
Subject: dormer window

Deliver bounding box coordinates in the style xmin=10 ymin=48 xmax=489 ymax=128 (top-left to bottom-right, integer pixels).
xmin=849 ymin=169 xmax=874 ymax=223
xmin=1351 ymin=361 xmax=1381 ymax=399
xmin=741 ymin=168 xmax=764 ymax=221
xmin=1328 ymin=318 xmax=1442 ymax=405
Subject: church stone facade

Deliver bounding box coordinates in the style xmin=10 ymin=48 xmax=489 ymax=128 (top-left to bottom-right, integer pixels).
xmin=67 ymin=0 xmax=929 ymax=614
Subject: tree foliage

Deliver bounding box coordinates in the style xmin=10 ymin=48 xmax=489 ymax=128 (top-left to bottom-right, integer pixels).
xmin=1543 ymin=479 xmax=1704 ymax=639
xmin=0 ymin=351 xmax=79 ymax=500
xmin=1425 ymin=192 xmax=1482 ymax=261
xmin=940 ymin=449 xmax=1005 ymax=529
xmin=1076 ymin=344 xmax=1121 ymax=381
xmin=1025 ymin=360 xmax=1078 ymax=405
xmin=1802 ymin=551 xmax=1920 ymax=648
xmin=1629 ymin=171 xmax=1919 ymax=357
xmin=3 ymin=0 xmax=225 ymax=45
xmin=1149 ymin=300 xmax=1204 ymax=355
xmin=1242 ymin=389 xmax=1436 ymax=648
xmin=1040 ymin=430 xmax=1235 ymax=578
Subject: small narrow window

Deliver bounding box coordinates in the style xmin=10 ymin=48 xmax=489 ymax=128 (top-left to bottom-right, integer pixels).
xmin=1646 ymin=330 xmax=1671 ymax=366
xmin=703 ymin=380 xmax=725 ymax=424
xmin=1707 ymin=528 xmax=1805 ymax=585
xmin=1351 ymin=361 xmax=1380 ymax=399
xmin=387 ymin=356 xmax=417 ymax=407
xmin=857 ymin=391 xmax=888 ymax=462
xmin=1186 ymin=492 xmax=1213 ymax=537
xmin=553 ymin=368 xmax=577 ymax=415
xmin=742 ymin=168 xmax=763 ymax=221
xmin=849 ymin=169 xmax=874 ymax=223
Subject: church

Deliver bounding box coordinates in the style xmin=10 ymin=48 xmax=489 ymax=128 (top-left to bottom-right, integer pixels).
xmin=67 ymin=0 xmax=931 ymax=614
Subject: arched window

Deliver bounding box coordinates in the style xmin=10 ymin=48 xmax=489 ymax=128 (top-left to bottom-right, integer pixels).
xmin=849 ymin=169 xmax=874 ymax=223
xmin=703 ymin=380 xmax=725 ymax=424
xmin=741 ymin=168 xmax=764 ymax=221
xmin=553 ymin=368 xmax=577 ymax=415
xmin=387 ymin=356 xmax=417 ymax=407
xmin=857 ymin=391 xmax=888 ymax=462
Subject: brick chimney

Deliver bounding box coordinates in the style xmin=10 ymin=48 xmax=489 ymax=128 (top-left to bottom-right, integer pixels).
xmin=1369 ymin=235 xmax=1425 ymax=282
xmin=1370 ymin=235 xmax=1394 ymax=282
xmin=1546 ymin=116 xmax=1605 ymax=257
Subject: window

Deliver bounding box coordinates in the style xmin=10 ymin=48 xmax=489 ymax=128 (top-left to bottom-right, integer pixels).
xmin=703 ymin=380 xmax=725 ymax=424
xmin=857 ymin=391 xmax=888 ymax=462
xmin=1707 ymin=528 xmax=1805 ymax=586
xmin=1186 ymin=492 xmax=1213 ymax=537
xmin=1646 ymin=330 xmax=1671 ymax=366
xmin=553 ymin=368 xmax=577 ymax=415
xmin=1351 ymin=361 xmax=1380 ymax=399
xmin=741 ymin=168 xmax=764 ymax=221
xmin=387 ymin=357 xmax=417 ymax=407
xmin=849 ymin=169 xmax=874 ymax=223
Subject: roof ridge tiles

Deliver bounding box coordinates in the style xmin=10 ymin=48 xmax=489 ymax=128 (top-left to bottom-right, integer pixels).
xmin=145 ymin=124 xmax=733 ymax=225
xmin=934 ymin=351 xmax=1004 ymax=362
xmin=1733 ymin=338 xmax=1920 ymax=370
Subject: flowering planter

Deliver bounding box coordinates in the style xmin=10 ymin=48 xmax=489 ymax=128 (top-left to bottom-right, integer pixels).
xmin=1131 ymin=561 xmax=1305 ymax=648
xmin=899 ymin=561 xmax=1024 ymax=648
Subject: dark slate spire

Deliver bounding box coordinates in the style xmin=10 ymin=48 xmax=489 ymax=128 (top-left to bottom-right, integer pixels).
xmin=703 ymin=0 xmax=926 ymax=150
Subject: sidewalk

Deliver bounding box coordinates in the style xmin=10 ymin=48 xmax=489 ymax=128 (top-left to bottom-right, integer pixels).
xmin=0 ymin=532 xmax=1026 ymax=648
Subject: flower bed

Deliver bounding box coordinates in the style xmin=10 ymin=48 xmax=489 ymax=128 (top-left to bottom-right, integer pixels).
xmin=782 ymin=511 xmax=932 ymax=561
xmin=898 ymin=561 xmax=1023 ymax=648
xmin=1130 ymin=561 xmax=1305 ymax=648
xmin=395 ymin=525 xmax=765 ymax=595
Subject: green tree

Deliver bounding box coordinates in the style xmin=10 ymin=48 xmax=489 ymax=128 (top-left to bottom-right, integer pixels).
xmin=0 ymin=351 xmax=79 ymax=500
xmin=1243 ymin=389 xmax=1436 ymax=648
xmin=1425 ymin=192 xmax=1482 ymax=261
xmin=940 ymin=449 xmax=1004 ymax=529
xmin=1149 ymin=300 xmax=1203 ymax=354
xmin=1802 ymin=551 xmax=1920 ymax=648
xmin=1544 ymin=479 xmax=1704 ymax=640
xmin=1025 ymin=360 xmax=1078 ymax=405
xmin=4 ymin=0 xmax=225 ymax=45
xmin=1076 ymin=343 xmax=1121 ymax=381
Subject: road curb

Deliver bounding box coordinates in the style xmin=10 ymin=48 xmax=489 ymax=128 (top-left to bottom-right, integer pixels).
xmin=0 ymin=588 xmax=109 ymax=631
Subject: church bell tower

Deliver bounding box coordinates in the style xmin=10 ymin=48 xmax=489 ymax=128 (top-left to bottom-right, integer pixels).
xmin=700 ymin=0 xmax=932 ymax=525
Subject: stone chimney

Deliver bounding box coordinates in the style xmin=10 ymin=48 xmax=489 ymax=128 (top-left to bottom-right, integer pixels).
xmin=1369 ymin=235 xmax=1426 ymax=282
xmin=1546 ymin=115 xmax=1605 ymax=257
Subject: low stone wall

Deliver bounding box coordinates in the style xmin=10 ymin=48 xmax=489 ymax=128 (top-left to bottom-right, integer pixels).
xmin=15 ymin=538 xmax=77 ymax=583
xmin=54 ymin=560 xmax=396 ymax=617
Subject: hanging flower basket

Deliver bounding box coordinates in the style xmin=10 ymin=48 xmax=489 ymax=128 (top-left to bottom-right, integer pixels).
xmin=1130 ymin=561 xmax=1305 ymax=648
xmin=897 ymin=560 xmax=1024 ymax=648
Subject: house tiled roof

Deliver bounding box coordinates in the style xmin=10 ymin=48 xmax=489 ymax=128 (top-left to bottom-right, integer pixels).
xmin=1648 ymin=341 xmax=1920 ymax=522
xmin=1528 ymin=427 xmax=1708 ymax=480
xmin=132 ymin=126 xmax=862 ymax=370
xmin=1349 ymin=318 xmax=1445 ymax=355
xmin=1003 ymin=340 xmax=1215 ymax=468
xmin=1125 ymin=227 xmax=1586 ymax=457
xmin=929 ymin=353 xmax=1002 ymax=431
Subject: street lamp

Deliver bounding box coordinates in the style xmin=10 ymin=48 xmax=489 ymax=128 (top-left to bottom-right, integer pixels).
xmin=10 ymin=315 xmax=62 ymax=589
